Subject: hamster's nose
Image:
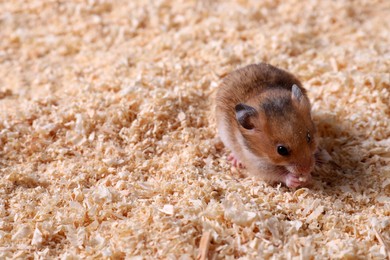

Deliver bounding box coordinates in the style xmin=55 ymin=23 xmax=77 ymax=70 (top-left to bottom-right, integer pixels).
xmin=297 ymin=165 xmax=313 ymax=175
xmin=288 ymin=156 xmax=315 ymax=176
xmin=296 ymin=159 xmax=314 ymax=174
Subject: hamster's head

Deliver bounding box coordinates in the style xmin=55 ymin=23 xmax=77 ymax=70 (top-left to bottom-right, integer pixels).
xmin=235 ymin=85 xmax=317 ymax=176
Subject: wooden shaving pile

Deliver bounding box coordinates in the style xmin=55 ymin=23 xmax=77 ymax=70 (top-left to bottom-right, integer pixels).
xmin=0 ymin=0 xmax=389 ymax=258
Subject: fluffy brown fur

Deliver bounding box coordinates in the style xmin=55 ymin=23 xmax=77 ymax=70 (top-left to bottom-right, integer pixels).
xmin=215 ymin=63 xmax=317 ymax=186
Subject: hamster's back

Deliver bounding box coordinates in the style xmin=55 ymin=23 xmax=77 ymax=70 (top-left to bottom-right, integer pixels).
xmin=215 ymin=63 xmax=304 ymax=112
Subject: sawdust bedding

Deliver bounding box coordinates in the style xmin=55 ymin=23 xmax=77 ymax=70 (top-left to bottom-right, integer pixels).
xmin=0 ymin=0 xmax=389 ymax=259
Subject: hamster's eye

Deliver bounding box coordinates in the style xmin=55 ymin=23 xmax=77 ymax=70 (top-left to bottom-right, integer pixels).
xmin=277 ymin=146 xmax=289 ymax=156
xmin=306 ymin=132 xmax=311 ymax=143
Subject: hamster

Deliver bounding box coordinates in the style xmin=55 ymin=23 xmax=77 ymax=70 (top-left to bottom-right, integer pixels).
xmin=215 ymin=63 xmax=318 ymax=188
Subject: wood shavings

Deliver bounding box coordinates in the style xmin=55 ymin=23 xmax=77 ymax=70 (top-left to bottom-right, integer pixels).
xmin=0 ymin=89 xmax=13 ymax=99
xmin=197 ymin=231 xmax=211 ymax=260
xmin=298 ymin=176 xmax=307 ymax=182
xmin=306 ymin=206 xmax=324 ymax=222
xmin=1 ymin=0 xmax=390 ymax=258
xmin=31 ymin=227 xmax=43 ymax=246
xmin=159 ymin=204 xmax=175 ymax=215
xmin=223 ymin=193 xmax=257 ymax=226
xmin=11 ymin=225 xmax=32 ymax=241
xmin=373 ymin=228 xmax=390 ymax=260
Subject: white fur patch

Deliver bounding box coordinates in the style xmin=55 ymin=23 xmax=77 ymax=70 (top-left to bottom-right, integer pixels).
xmin=235 ymin=131 xmax=269 ymax=170
xmin=217 ymin=119 xmax=235 ymax=151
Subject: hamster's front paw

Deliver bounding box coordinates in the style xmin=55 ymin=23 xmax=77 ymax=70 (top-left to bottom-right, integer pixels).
xmin=285 ymin=173 xmax=311 ymax=188
xmin=227 ymin=153 xmax=245 ymax=169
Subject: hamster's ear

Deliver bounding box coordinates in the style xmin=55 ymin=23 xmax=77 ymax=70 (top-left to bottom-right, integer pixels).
xmin=291 ymin=84 xmax=311 ymax=111
xmin=235 ymin=103 xmax=258 ymax=130
xmin=291 ymin=84 xmax=303 ymax=102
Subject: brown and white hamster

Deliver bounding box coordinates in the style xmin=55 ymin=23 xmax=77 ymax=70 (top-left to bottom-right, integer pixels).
xmin=215 ymin=63 xmax=318 ymax=188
